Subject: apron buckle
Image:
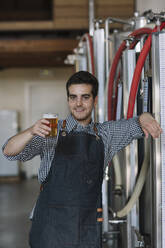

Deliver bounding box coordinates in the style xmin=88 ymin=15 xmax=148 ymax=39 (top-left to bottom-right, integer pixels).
xmin=61 ymin=131 xmax=66 ymax=136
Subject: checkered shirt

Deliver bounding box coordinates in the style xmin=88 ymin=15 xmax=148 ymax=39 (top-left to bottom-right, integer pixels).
xmin=2 ymin=114 xmax=144 ymax=183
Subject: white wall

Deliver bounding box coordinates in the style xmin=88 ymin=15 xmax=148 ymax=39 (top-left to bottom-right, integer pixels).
xmin=0 ymin=67 xmax=74 ymax=127
xmin=136 ymin=0 xmax=165 ymax=14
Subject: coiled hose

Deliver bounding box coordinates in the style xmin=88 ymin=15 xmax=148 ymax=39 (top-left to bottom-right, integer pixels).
xmin=116 ymin=140 xmax=150 ymax=218
xmin=108 ymin=27 xmax=152 ymax=121
xmin=127 ymin=22 xmax=165 ymax=119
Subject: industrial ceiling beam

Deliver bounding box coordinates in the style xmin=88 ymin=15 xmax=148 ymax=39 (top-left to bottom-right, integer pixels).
xmin=0 ymin=38 xmax=78 ymax=67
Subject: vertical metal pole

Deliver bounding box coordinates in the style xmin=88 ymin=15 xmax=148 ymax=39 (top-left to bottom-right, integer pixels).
xmin=159 ymin=32 xmax=165 ymax=248
xmin=93 ymin=22 xmax=108 ymax=233
xmin=94 ymin=28 xmax=108 ymax=232
xmin=116 ymin=83 xmax=123 ymax=120
xmin=152 ymin=31 xmax=165 ymax=248
xmin=76 ymin=44 xmax=88 ymax=72
xmin=95 ymin=28 xmax=105 ymax=123
xmin=105 ymin=18 xmax=110 ymax=83
xmin=140 ymin=36 xmax=145 ymax=103
xmin=152 ymin=32 xmax=161 ymax=248
xmin=123 ymin=49 xmax=138 ymax=248
xmin=104 ymin=19 xmax=110 ymax=122
xmin=89 ymin=0 xmax=95 ymax=36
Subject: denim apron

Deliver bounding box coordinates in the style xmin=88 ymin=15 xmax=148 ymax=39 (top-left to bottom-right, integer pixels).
xmin=29 ymin=121 xmax=104 ymax=248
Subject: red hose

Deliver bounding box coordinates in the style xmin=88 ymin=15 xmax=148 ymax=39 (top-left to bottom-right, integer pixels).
xmin=82 ymin=33 xmax=95 ymax=75
xmin=108 ymin=41 xmax=126 ymax=120
xmin=127 ymin=22 xmax=165 ymax=119
xmin=108 ymin=28 xmax=152 ymax=120
xmin=113 ymin=71 xmax=121 ymax=120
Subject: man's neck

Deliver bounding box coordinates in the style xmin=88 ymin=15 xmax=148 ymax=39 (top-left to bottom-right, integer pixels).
xmin=77 ymin=118 xmax=92 ymax=127
xmin=71 ymin=114 xmax=92 ymax=127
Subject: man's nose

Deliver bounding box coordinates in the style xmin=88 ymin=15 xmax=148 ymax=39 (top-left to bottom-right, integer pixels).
xmin=76 ymin=97 xmax=83 ymax=106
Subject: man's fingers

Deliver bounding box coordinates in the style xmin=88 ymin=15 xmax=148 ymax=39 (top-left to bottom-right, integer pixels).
xmin=41 ymin=118 xmax=50 ymax=125
xmin=139 ymin=113 xmax=162 ymax=139
xmin=40 ymin=124 xmax=51 ymax=132
xmin=36 ymin=127 xmax=50 ymax=137
xmin=31 ymin=119 xmax=51 ymax=137
xmin=147 ymin=125 xmax=162 ymax=138
xmin=143 ymin=128 xmax=149 ymax=139
xmin=152 ymin=122 xmax=162 ymax=137
xmin=35 ymin=127 xmax=50 ymax=137
xmin=142 ymin=124 xmax=162 ymax=139
xmin=145 ymin=120 xmax=162 ymax=138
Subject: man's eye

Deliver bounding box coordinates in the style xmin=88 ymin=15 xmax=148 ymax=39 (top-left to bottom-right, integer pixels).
xmin=82 ymin=95 xmax=90 ymax=100
xmin=69 ymin=95 xmax=76 ymax=100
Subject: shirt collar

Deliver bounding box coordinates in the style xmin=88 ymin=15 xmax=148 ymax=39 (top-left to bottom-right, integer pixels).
xmin=65 ymin=114 xmax=95 ymax=132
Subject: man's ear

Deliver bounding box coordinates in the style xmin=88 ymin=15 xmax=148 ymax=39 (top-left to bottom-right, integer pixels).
xmin=94 ymin=96 xmax=98 ymax=107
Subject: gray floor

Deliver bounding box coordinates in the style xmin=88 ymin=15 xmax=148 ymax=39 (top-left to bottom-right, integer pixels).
xmin=0 ymin=178 xmax=39 ymax=248
xmin=0 ymin=178 xmax=110 ymax=248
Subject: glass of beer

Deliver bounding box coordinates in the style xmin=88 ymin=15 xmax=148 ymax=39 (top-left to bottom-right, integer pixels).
xmin=43 ymin=113 xmax=58 ymax=137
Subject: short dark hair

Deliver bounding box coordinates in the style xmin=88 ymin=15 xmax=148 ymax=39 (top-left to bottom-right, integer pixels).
xmin=66 ymin=71 xmax=98 ymax=99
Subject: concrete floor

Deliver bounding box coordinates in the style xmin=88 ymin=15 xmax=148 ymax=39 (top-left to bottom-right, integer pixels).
xmin=0 ymin=178 xmax=111 ymax=248
xmin=0 ymin=178 xmax=39 ymax=248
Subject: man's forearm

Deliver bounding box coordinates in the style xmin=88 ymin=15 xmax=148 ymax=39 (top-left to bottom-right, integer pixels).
xmin=3 ymin=118 xmax=51 ymax=156
xmin=3 ymin=127 xmax=34 ymax=156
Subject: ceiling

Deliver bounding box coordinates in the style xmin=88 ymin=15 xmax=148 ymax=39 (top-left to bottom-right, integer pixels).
xmin=0 ymin=0 xmax=134 ymax=68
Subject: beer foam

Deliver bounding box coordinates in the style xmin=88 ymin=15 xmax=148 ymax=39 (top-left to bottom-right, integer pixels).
xmin=43 ymin=113 xmax=58 ymax=119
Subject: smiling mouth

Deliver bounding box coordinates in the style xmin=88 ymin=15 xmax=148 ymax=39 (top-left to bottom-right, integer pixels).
xmin=74 ymin=108 xmax=84 ymax=112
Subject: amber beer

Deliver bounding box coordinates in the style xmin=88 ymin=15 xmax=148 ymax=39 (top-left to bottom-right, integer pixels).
xmin=43 ymin=113 xmax=58 ymax=137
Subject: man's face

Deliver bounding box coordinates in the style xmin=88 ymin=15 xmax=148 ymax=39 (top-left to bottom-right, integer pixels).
xmin=68 ymin=84 xmax=97 ymax=126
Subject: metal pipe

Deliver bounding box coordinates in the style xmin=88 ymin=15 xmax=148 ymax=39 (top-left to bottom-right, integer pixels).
xmin=105 ymin=18 xmax=112 ymax=82
xmin=89 ymin=0 xmax=95 ymax=36
xmin=102 ymin=179 xmax=109 ymax=233
xmin=112 ymin=154 xmax=122 ymax=191
xmin=93 ymin=27 xmax=108 ymax=232
xmin=106 ymin=17 xmax=134 ymax=26
xmin=81 ymin=34 xmax=95 ymax=75
xmin=116 ymin=83 xmax=122 ymax=120
xmin=151 ymin=31 xmax=164 ymax=248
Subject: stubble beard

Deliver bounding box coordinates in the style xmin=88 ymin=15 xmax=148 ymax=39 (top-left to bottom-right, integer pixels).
xmin=71 ymin=109 xmax=92 ymax=123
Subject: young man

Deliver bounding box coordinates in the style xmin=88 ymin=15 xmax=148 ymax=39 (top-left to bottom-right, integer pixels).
xmin=3 ymin=71 xmax=162 ymax=248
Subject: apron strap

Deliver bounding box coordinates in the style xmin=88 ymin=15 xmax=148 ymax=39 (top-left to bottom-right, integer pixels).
xmin=61 ymin=120 xmax=67 ymax=136
xmin=62 ymin=119 xmax=67 ymax=129
xmin=94 ymin=123 xmax=100 ymax=140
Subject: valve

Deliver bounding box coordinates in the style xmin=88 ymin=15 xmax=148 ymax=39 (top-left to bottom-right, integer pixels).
xmin=144 ymin=10 xmax=165 ymax=22
xmin=134 ymin=229 xmax=145 ymax=248
xmin=94 ymin=18 xmax=104 ymax=29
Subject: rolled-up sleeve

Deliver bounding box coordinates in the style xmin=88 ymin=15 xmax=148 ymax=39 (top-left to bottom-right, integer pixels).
xmin=2 ymin=135 xmax=44 ymax=162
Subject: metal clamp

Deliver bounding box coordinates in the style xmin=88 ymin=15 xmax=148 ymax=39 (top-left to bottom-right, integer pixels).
xmin=109 ymin=219 xmax=127 ymax=224
xmin=104 ymin=165 xmax=109 ymax=181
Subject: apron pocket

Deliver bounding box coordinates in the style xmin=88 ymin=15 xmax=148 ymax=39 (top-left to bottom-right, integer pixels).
xmin=29 ymin=204 xmax=48 ymax=248
xmin=47 ymin=205 xmax=79 ymax=245
xmin=80 ymin=224 xmax=98 ymax=245
xmin=80 ymin=207 xmax=98 ymax=245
